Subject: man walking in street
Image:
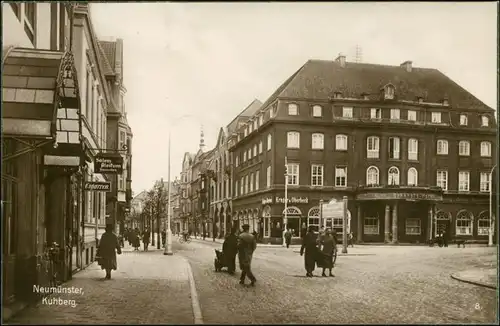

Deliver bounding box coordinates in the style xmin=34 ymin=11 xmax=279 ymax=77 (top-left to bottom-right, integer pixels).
xmin=161 ymin=229 xmax=166 ymax=248
xmin=223 ymin=226 xmax=238 ymax=275
xmin=285 ymin=229 xmax=292 ymax=248
xmin=142 ymin=228 xmax=151 ymax=251
xmin=300 ymin=226 xmax=319 ymax=277
xmin=238 ymin=224 xmax=257 ymax=286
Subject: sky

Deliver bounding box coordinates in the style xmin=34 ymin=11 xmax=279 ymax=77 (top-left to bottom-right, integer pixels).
xmin=90 ymin=2 xmax=497 ymax=195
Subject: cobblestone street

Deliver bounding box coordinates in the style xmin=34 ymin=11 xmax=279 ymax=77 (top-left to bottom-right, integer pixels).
xmin=176 ymin=240 xmax=497 ymax=324
xmin=8 ymin=247 xmax=194 ymax=325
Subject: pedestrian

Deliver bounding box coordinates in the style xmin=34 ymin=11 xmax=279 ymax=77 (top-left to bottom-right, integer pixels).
xmin=300 ymin=226 xmax=318 ymax=277
xmin=319 ymin=229 xmax=336 ymax=277
xmin=284 ymin=229 xmax=292 ymax=248
xmin=238 ymin=224 xmax=257 ymax=286
xmin=142 ymin=228 xmax=151 ymax=251
xmin=96 ymin=224 xmax=122 ymax=280
xmin=348 ymin=232 xmax=354 ymax=248
xmin=161 ymin=229 xmax=167 ymax=248
xmin=133 ymin=228 xmax=141 ymax=250
xmin=222 ymin=227 xmax=238 ymax=275
xmin=442 ymin=230 xmax=448 ymax=247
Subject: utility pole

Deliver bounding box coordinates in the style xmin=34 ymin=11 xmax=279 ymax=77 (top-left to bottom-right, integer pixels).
xmin=157 ymin=178 xmax=163 ymax=249
xmin=164 ymin=133 xmax=173 ymax=255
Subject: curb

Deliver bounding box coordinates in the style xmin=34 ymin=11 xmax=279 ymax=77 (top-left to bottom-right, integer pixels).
xmin=450 ymin=273 xmax=497 ymax=290
xmin=183 ymin=257 xmax=204 ymax=324
xmin=292 ymin=250 xmax=375 ymax=256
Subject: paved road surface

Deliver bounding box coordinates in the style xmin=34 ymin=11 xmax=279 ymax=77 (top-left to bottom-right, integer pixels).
xmin=175 ymin=240 xmax=497 ymax=324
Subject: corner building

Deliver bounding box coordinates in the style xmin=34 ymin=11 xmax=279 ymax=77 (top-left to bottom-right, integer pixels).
xmin=229 ymin=56 xmax=497 ymax=245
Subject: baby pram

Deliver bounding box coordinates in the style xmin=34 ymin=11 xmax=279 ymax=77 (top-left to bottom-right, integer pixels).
xmin=214 ymin=249 xmax=229 ymax=272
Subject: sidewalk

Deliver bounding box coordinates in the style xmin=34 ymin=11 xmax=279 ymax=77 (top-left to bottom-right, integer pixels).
xmin=450 ymin=268 xmax=498 ymax=290
xmin=6 ymin=246 xmax=201 ymax=325
xmin=190 ymin=237 xmax=301 ymax=248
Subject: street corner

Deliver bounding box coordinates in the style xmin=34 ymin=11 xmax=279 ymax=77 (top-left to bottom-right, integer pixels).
xmin=450 ymin=268 xmax=498 ymax=290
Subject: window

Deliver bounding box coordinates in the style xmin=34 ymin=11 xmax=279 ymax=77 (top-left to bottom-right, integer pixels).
xmin=119 ymin=130 xmax=126 ymax=151
xmin=459 ymin=141 xmax=470 ymax=156
xmin=336 ymin=134 xmax=348 ymax=151
xmin=311 ymin=165 xmax=324 ymax=186
xmin=255 ymin=171 xmax=260 ymax=190
xmin=335 ymin=166 xmax=347 ymax=187
xmin=311 ymin=133 xmax=324 ymax=150
xmin=407 ymin=168 xmax=418 ymax=186
xmin=460 ymin=114 xmax=468 ymax=126
xmin=312 ymin=105 xmax=322 ymax=117
xmin=118 ymin=174 xmax=124 ymax=191
xmin=286 ymin=164 xmax=299 ymax=186
xmin=408 ymin=138 xmax=418 ymax=160
xmin=244 ymin=175 xmax=248 ymax=194
xmin=258 ymin=141 xmax=263 ymax=154
xmin=287 ymin=131 xmax=300 ymax=148
xmin=288 ymin=103 xmax=298 ymax=115
xmin=331 ymin=217 xmax=344 ymax=235
xmin=244 ymin=127 xmax=248 ymax=137
xmin=481 ymin=115 xmax=489 ymax=127
xmin=253 ymin=119 xmax=258 ymax=131
xmin=240 ymin=177 xmax=244 ymax=195
xmin=458 ymin=171 xmax=470 ymax=192
xmin=456 ymin=210 xmax=473 ymax=235
xmin=364 ymin=217 xmax=379 ymax=235
xmin=253 ymin=144 xmax=257 ymax=157
xmin=370 ymin=108 xmax=381 ymax=119
xmin=477 ymin=212 xmax=490 ymax=235
xmin=480 ymin=172 xmax=491 ymax=192
xmin=266 ymin=166 xmax=271 ymax=188
xmin=384 ymin=86 xmax=395 ymax=99
xmin=367 ymin=136 xmax=380 ymax=158
xmin=86 ymin=70 xmax=92 ymax=119
xmin=436 ymin=140 xmax=448 ymax=155
xmin=388 ymin=137 xmax=400 ymax=159
xmin=249 ymin=123 xmax=253 ymax=133
xmin=267 ymin=134 xmax=272 ymax=151
xmin=436 ymin=170 xmax=448 ymax=190
xmin=405 ymin=219 xmax=421 ymax=235
xmin=243 ymin=151 xmax=247 ymax=162
xmin=480 ymin=141 xmax=491 ymax=157
xmin=390 ymin=109 xmax=400 ymax=120
xmin=235 ymin=156 xmax=239 ymax=167
xmin=407 ymin=110 xmax=417 ymax=121
xmin=259 ymin=115 xmax=263 ymax=126
xmin=250 ymin=173 xmax=254 ymax=192
xmin=24 ymin=3 xmax=36 ymax=44
xmin=388 ymin=167 xmax=400 ymax=185
xmin=366 ymin=166 xmax=379 ymax=186
xmin=248 ymin=148 xmax=252 ymax=160
xmin=431 ymin=112 xmax=441 ymax=123
xmin=342 ymin=107 xmax=353 ymax=118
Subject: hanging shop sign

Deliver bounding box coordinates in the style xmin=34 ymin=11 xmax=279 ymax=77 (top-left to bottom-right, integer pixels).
xmin=84 ymin=181 xmax=111 ymax=192
xmin=95 ymin=153 xmax=123 ymax=174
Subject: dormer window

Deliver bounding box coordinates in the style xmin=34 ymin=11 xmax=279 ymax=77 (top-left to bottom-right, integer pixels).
xmin=334 ymin=91 xmax=343 ymax=99
xmin=481 ymin=115 xmax=489 ymax=127
xmin=383 ymin=84 xmax=395 ymax=100
xmin=417 ymin=97 xmax=424 ymax=104
xmin=459 ymin=114 xmax=468 ymax=126
xmin=431 ymin=112 xmax=442 ymax=124
xmin=361 ymin=93 xmax=369 ymax=100
xmin=288 ymin=103 xmax=298 ymax=115
xmin=442 ymin=98 xmax=449 ymax=106
xmin=243 ymin=127 xmax=248 ymax=137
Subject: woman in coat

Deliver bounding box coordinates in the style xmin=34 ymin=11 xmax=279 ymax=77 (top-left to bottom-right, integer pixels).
xmin=320 ymin=228 xmax=336 ymax=277
xmin=97 ymin=224 xmax=122 ymax=279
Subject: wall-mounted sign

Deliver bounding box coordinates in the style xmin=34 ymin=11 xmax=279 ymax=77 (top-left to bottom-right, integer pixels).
xmin=275 ymin=196 xmax=309 ymax=204
xmin=322 ymin=199 xmax=345 ymax=219
xmin=95 ymin=154 xmax=123 ymax=174
xmin=84 ymin=181 xmax=111 ymax=192
xmin=357 ymin=192 xmax=442 ymax=201
xmin=262 ymin=197 xmax=273 ymax=205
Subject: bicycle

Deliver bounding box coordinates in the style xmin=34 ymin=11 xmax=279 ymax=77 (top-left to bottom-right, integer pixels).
xmin=179 ymin=234 xmax=192 ymax=244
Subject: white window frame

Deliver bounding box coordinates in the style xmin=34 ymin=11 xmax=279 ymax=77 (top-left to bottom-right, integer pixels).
xmin=407 ymin=110 xmax=417 ymax=121
xmin=259 ymin=114 xmax=263 ymax=126
xmin=286 ymin=164 xmax=299 ymax=186
xmin=312 ymin=105 xmax=322 ymax=117
xmin=287 ymin=131 xmax=300 ymax=149
xmin=384 ymin=86 xmax=395 ymax=100
xmin=459 ymin=140 xmax=470 ymax=156
xmin=481 ymin=115 xmax=489 ymax=127
xmin=288 ymin=103 xmax=298 ymax=115
xmin=335 ymin=166 xmax=347 ymax=187
xmin=253 ymin=119 xmax=258 ymax=131
xmin=243 ymin=151 xmax=247 ymax=162
xmin=364 ymin=217 xmax=379 ymax=235
xmin=405 ymin=219 xmax=421 ymax=235
xmin=408 ymin=138 xmax=418 ymax=161
xmin=255 ymin=171 xmax=260 ymax=190
xmin=477 ymin=212 xmax=490 ymax=235
xmin=458 ymin=171 xmax=470 ymax=192
xmin=248 ymin=148 xmax=252 ymax=160
xmin=388 ymin=166 xmax=400 ymax=186
xmin=253 ymin=144 xmax=257 ymax=157
xmin=342 ymin=107 xmax=353 ymax=118
xmin=431 ymin=112 xmax=442 ymax=123
xmin=311 ymin=133 xmax=324 ymax=150
xmin=480 ymin=141 xmax=491 ymax=157
xmin=436 ymin=170 xmax=448 ymax=191
xmin=480 ymin=172 xmax=491 ymax=192
xmin=249 ymin=122 xmax=253 ymax=133
xmin=436 ymin=139 xmax=448 ymax=155
xmin=267 ymin=134 xmax=272 ymax=151
xmin=244 ymin=126 xmax=248 ymax=137
xmin=235 ymin=156 xmax=239 ymax=167
xmin=258 ymin=141 xmax=263 ymax=154
xmin=240 ymin=177 xmax=244 ymax=195
xmin=460 ymin=114 xmax=468 ymax=126
xmin=388 ymin=137 xmax=400 ymax=159
xmin=407 ymin=168 xmax=418 ymax=186
xmin=455 ymin=210 xmax=473 ymax=236
xmin=366 ymin=166 xmax=379 ymax=186
xmin=244 ymin=175 xmax=249 ymax=194
xmin=390 ymin=109 xmax=400 ymax=120
xmin=249 ymin=173 xmax=254 ymax=192
xmin=370 ymin=108 xmax=381 ymax=119
xmin=336 ymin=134 xmax=348 ymax=151
xmin=311 ymin=164 xmax=324 ymax=186
xmin=266 ymin=166 xmax=271 ymax=188
xmin=367 ymin=136 xmax=380 ymax=158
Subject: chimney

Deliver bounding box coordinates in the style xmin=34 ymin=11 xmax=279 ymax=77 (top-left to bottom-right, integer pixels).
xmin=335 ymin=53 xmax=346 ymax=68
xmin=401 ymin=60 xmax=412 ymax=72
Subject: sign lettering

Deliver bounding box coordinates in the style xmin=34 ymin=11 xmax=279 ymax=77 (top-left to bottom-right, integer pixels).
xmin=84 ymin=181 xmax=111 ymax=192
xmin=357 ymin=192 xmax=442 ymax=201
xmin=95 ymin=154 xmax=123 ymax=174
xmin=275 ymin=196 xmax=309 ymax=204
xmin=262 ymin=197 xmax=273 ymax=205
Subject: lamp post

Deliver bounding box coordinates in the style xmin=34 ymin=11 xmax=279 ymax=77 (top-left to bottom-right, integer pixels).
xmin=164 ymin=133 xmax=173 ymax=255
xmin=342 ymin=196 xmax=348 ymax=254
xmin=489 ymin=164 xmax=496 ymax=247
xmin=319 ymin=199 xmax=324 ymax=230
xmin=282 ymin=157 xmax=288 ymax=247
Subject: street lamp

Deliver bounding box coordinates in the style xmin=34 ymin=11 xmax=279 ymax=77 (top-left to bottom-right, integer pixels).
xmin=282 ymin=157 xmax=289 ymax=247
xmin=164 ymin=133 xmax=174 ymax=256
xmin=489 ymin=164 xmax=496 ymax=247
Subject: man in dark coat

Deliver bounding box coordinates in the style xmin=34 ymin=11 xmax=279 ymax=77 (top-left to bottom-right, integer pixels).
xmin=284 ymin=229 xmax=292 ymax=248
xmin=223 ymin=227 xmax=238 ymax=274
xmin=161 ymin=229 xmax=167 ymax=248
xmin=442 ymin=230 xmax=449 ymax=247
xmin=300 ymin=226 xmax=318 ymax=277
xmin=97 ymin=224 xmax=122 ymax=280
xmin=238 ymin=224 xmax=257 ymax=286
xmin=142 ymin=228 xmax=151 ymax=251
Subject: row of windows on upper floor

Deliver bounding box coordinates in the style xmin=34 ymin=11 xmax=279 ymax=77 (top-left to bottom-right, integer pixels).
xmin=285 ymin=103 xmax=492 ymax=127
xmin=233 ymin=164 xmax=492 ymax=198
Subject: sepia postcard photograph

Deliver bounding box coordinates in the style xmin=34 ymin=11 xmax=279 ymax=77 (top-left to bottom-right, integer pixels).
xmin=1 ymin=1 xmax=498 ymax=325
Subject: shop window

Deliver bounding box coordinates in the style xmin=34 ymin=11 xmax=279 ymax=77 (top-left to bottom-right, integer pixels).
xmin=477 ymin=211 xmax=490 ymax=235
xmin=405 ymin=219 xmax=421 ymax=235
xmin=455 ymin=210 xmax=473 ymax=235
xmin=307 ymin=207 xmax=320 ymax=232
xmin=364 ymin=217 xmax=379 ymax=235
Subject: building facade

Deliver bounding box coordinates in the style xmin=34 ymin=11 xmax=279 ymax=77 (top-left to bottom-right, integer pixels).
xmin=179 ymin=152 xmax=195 ymax=233
xmin=229 ymin=56 xmax=497 ymax=245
